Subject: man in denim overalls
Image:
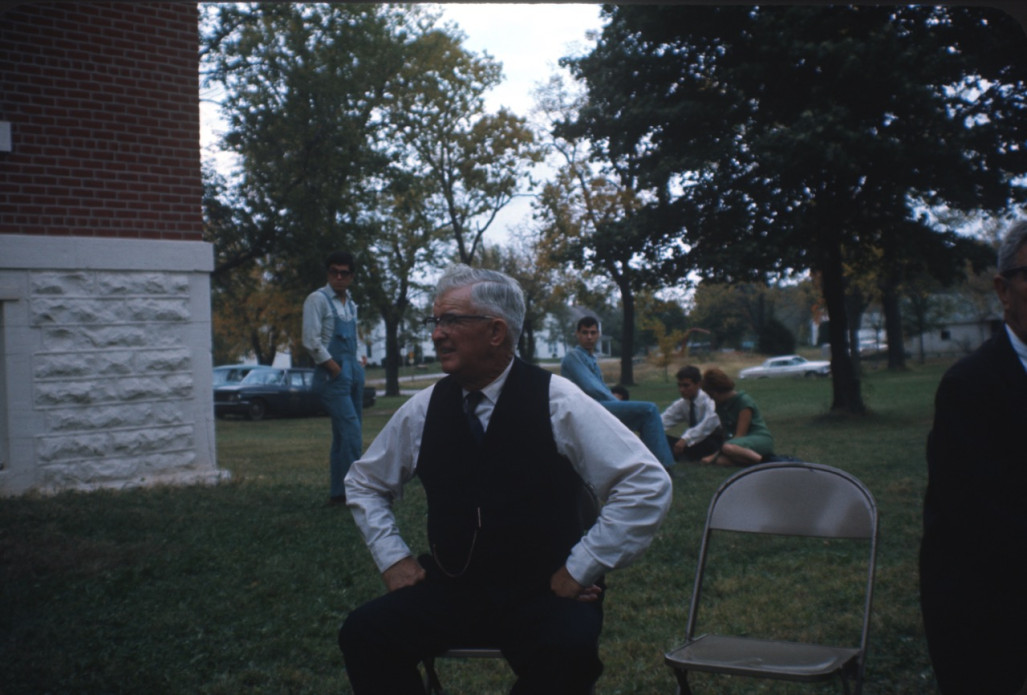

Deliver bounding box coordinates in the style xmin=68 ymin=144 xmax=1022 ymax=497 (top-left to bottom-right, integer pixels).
xmin=302 ymin=250 xmax=366 ymax=505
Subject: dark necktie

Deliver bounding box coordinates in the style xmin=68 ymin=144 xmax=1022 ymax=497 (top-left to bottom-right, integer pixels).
xmin=689 ymin=399 xmax=697 ymax=427
xmin=464 ymin=391 xmax=485 ymax=444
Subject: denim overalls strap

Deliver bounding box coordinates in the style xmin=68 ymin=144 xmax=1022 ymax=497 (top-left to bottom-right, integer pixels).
xmin=320 ymin=287 xmax=357 ymax=364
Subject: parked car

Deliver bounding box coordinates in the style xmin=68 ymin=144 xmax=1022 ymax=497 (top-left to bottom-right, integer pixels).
xmin=859 ymin=339 xmax=888 ymax=355
xmin=212 ymin=364 xmax=274 ymax=387
xmin=214 ymin=367 xmax=376 ymax=421
xmin=738 ymin=354 xmax=831 ymax=379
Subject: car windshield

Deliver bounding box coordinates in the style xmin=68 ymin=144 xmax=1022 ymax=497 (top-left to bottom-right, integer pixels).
xmin=240 ymin=369 xmax=285 ymax=385
xmin=214 ymin=367 xmax=251 ymax=385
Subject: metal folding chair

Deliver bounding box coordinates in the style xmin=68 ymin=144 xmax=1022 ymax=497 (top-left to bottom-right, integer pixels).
xmin=664 ymin=462 xmax=878 ymax=695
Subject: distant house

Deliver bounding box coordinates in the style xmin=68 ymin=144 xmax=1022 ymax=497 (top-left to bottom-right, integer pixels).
xmin=909 ymin=298 xmax=1003 ymax=357
xmin=1 ymin=3 xmax=224 ymax=495
xmin=811 ymin=296 xmax=1002 ymax=360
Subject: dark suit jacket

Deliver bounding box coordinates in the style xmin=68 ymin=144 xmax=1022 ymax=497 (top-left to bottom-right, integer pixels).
xmin=920 ymin=326 xmax=1027 ymax=694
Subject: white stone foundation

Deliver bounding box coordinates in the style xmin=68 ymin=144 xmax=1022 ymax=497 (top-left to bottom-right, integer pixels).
xmin=0 ymin=234 xmax=226 ymax=495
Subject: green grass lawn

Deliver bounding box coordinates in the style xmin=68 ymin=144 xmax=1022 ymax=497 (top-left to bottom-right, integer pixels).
xmin=1 ymin=358 xmax=946 ymax=694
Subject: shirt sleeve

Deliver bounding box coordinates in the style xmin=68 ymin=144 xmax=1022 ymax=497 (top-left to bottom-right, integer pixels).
xmin=301 ymin=290 xmax=333 ymax=366
xmin=661 ymin=398 xmax=687 ymax=432
xmin=344 ymin=387 xmax=433 ymax=573
xmin=549 ymin=374 xmax=673 ymax=586
xmin=560 ymin=349 xmax=615 ymax=402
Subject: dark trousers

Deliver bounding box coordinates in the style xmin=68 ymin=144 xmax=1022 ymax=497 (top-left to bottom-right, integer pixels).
xmin=338 ymin=578 xmax=603 ymax=694
xmin=667 ymin=433 xmax=723 ymax=461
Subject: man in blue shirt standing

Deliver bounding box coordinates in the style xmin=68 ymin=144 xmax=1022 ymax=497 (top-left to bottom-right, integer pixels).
xmin=561 ymin=317 xmax=675 ymax=468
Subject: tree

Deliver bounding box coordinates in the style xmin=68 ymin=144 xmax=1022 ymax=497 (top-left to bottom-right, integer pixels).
xmin=202 ymin=3 xmax=413 ymax=291
xmin=903 ymin=271 xmax=957 ymax=363
xmin=202 ymin=5 xmax=538 ymax=384
xmin=381 ymin=24 xmax=542 ymax=265
xmin=638 ymin=295 xmax=688 ymax=381
xmin=534 ymin=77 xmax=680 ymax=384
xmin=211 ymin=262 xmax=300 ymax=366
xmin=563 ymin=5 xmax=1027 ymax=413
xmin=359 ymin=175 xmax=447 ymax=396
xmin=688 ymin=279 xmax=807 ymax=352
xmin=201 ymin=3 xmax=419 ymax=370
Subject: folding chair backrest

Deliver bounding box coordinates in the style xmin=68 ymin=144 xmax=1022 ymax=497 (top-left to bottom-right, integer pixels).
xmin=708 ymin=462 xmax=876 ymax=539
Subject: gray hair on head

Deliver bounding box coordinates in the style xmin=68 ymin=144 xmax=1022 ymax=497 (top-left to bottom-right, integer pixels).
xmin=435 ymin=264 xmax=525 ymax=347
xmin=997 ymin=219 xmax=1027 ymax=273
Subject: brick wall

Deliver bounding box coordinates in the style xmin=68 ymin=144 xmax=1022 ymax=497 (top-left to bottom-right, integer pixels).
xmin=0 ymin=2 xmax=201 ymax=240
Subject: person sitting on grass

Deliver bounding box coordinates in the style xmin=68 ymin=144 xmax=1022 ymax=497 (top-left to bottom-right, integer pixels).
xmin=699 ymin=367 xmax=774 ymax=466
xmin=660 ymin=365 xmax=723 ymax=462
xmin=610 ymin=384 xmax=630 ymax=401
xmin=560 ymin=316 xmax=676 ymax=469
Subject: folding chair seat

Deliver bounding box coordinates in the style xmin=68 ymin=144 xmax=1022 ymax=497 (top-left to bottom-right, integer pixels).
xmin=664 ymin=461 xmax=878 ymax=695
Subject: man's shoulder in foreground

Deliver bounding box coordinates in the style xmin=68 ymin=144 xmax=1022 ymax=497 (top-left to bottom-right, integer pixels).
xmin=943 ymin=329 xmax=1015 ymax=383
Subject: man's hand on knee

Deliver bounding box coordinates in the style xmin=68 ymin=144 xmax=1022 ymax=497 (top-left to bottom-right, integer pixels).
xmin=551 ymin=565 xmax=603 ymax=602
xmin=382 ymin=556 xmax=425 ymax=592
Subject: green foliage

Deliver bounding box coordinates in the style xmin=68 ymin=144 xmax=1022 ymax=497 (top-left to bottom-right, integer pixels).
xmin=201 ymin=3 xmax=540 ymax=387
xmin=1 ymin=363 xmax=951 ymax=693
xmin=563 ymin=5 xmax=1027 ymax=411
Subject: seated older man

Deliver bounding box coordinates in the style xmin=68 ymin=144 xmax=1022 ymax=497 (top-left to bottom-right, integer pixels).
xmin=338 ymin=265 xmax=673 ymax=694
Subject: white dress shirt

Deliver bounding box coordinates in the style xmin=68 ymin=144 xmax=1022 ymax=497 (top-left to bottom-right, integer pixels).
xmin=344 ymin=359 xmax=673 ymax=588
xmin=661 ymin=388 xmax=721 ymax=446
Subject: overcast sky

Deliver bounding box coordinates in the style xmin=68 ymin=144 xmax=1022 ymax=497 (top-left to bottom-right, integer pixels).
xmin=436 ymin=3 xmax=604 ymax=243
xmin=438 ymin=3 xmax=602 ymax=113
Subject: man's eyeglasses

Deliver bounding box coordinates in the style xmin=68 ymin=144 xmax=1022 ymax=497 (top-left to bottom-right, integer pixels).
xmin=1000 ymin=265 xmax=1027 ymax=281
xmin=421 ymin=314 xmax=495 ymax=330
xmin=328 ymin=268 xmax=354 ymax=278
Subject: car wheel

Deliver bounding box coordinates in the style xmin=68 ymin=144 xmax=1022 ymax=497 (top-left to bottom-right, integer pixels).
xmin=247 ymin=399 xmax=267 ymax=421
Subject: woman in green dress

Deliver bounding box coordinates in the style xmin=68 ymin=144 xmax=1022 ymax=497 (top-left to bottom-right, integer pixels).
xmin=699 ymin=367 xmax=774 ymax=466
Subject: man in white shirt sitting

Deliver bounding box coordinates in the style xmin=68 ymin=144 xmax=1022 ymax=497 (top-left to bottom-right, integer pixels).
xmin=338 ymin=265 xmax=672 ymax=695
xmin=661 ymin=365 xmax=723 ymax=462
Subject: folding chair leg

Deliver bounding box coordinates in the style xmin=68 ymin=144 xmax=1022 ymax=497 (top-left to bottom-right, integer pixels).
xmin=673 ymin=669 xmax=694 ymax=695
xmin=423 ymin=656 xmax=445 ymax=695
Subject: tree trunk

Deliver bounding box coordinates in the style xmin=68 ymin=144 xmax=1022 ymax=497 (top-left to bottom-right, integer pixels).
xmin=519 ymin=316 xmax=536 ymax=363
xmin=619 ymin=282 xmax=636 ymax=386
xmin=845 ymin=291 xmax=864 ymax=377
xmin=881 ymin=284 xmax=907 ymax=370
xmin=251 ymin=328 xmax=274 ymax=366
xmin=821 ymin=243 xmax=866 ymax=414
xmin=383 ymin=314 xmax=402 ymax=397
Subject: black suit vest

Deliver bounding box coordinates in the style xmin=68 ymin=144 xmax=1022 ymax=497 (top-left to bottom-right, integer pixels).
xmin=417 ymin=358 xmax=589 ymax=590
